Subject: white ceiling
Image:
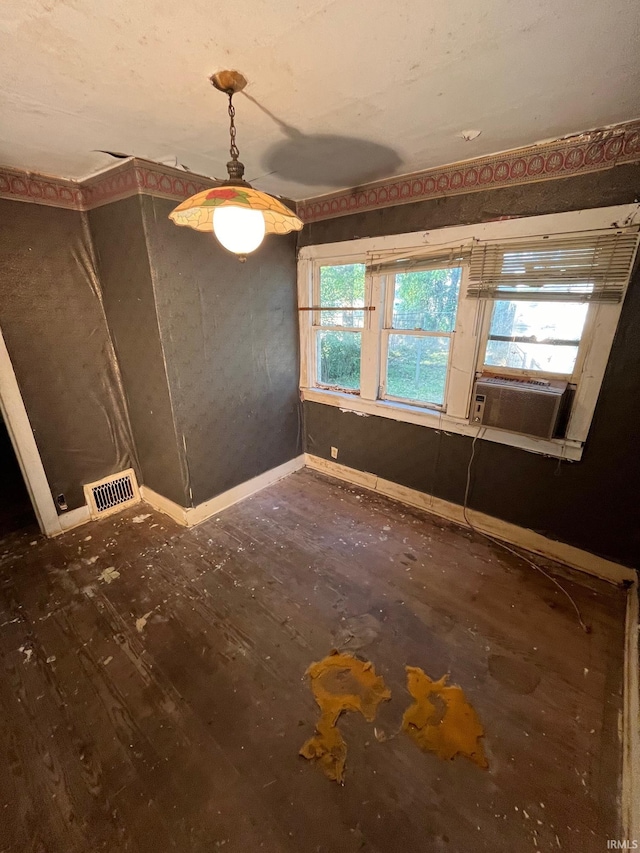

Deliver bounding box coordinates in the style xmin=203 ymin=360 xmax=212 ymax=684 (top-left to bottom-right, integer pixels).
xmin=1 ymin=0 xmax=639 ymax=200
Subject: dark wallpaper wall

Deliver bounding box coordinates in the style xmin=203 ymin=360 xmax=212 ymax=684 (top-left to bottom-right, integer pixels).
xmin=0 ymin=192 xmax=301 ymax=516
xmin=302 ymin=165 xmax=640 ymax=568
xmin=89 ymin=196 xmax=189 ymax=506
xmin=140 ymin=195 xmax=301 ymax=506
xmin=1 ymin=160 xmax=636 ymax=556
xmin=0 ymin=198 xmax=136 ymax=510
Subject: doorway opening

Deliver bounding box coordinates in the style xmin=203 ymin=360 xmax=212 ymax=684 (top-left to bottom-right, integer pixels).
xmin=0 ymin=328 xmax=65 ymax=537
xmin=0 ymin=411 xmax=37 ymax=538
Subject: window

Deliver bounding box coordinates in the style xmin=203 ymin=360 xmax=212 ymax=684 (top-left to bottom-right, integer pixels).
xmin=483 ymin=300 xmax=589 ymax=376
xmin=383 ymin=268 xmax=461 ymax=406
xmin=314 ymin=264 xmax=365 ymax=391
xmin=298 ymin=205 xmax=640 ymax=460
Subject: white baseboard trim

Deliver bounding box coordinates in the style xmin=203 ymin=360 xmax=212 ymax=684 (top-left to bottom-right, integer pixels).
xmin=141 ymin=455 xmax=306 ymax=528
xmin=304 ymin=453 xmax=635 ymax=585
xmin=55 ymin=504 xmax=91 ymax=534
xmin=186 ymin=455 xmax=306 ymax=526
xmin=54 ymin=454 xmax=635 ymax=586
xmin=622 ymin=580 xmax=640 ymax=842
xmin=139 ymin=485 xmax=188 ymax=525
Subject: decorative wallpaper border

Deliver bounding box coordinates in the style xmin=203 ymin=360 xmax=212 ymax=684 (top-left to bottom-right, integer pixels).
xmin=1 ymin=119 xmax=639 ymax=219
xmin=298 ymin=120 xmax=640 ymax=222
xmin=0 ymin=158 xmax=214 ymax=212
xmin=83 ymin=160 xmax=213 ymax=209
xmin=0 ymin=169 xmax=84 ymax=209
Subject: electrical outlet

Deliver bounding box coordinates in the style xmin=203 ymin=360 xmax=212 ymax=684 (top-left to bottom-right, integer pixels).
xmin=330 ymin=446 xmax=338 ymax=459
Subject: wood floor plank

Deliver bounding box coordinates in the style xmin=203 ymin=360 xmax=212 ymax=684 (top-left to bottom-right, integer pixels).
xmin=0 ymin=469 xmax=627 ymax=852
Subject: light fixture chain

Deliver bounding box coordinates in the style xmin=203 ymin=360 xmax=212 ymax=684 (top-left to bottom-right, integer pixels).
xmin=228 ymin=92 xmax=239 ymax=162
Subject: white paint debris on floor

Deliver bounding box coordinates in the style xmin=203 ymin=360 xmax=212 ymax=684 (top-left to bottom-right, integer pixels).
xmin=98 ymin=566 xmax=120 ymax=584
xmin=19 ymin=645 xmax=33 ymax=663
xmin=132 ymin=514 xmax=152 ymax=524
xmin=135 ymin=610 xmax=154 ymax=633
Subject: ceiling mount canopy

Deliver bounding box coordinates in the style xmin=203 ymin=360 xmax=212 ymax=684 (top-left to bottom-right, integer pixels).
xmin=169 ymin=69 xmax=303 ymax=261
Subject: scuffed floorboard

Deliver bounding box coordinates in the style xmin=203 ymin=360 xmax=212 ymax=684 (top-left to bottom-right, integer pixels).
xmin=0 ymin=469 xmax=626 ymax=852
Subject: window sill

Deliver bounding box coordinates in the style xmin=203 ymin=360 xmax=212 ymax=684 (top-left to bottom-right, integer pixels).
xmin=301 ymin=387 xmax=584 ymax=461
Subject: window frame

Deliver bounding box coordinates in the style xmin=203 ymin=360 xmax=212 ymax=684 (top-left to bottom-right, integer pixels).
xmin=478 ymin=298 xmax=591 ymax=383
xmin=379 ymin=266 xmax=462 ymax=409
xmin=311 ymin=258 xmax=368 ymax=393
xmin=298 ymin=204 xmax=639 ymax=461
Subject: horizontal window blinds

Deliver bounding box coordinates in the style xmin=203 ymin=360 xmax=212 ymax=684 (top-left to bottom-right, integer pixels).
xmin=467 ymin=229 xmax=639 ymax=302
xmin=366 ymin=246 xmax=470 ymax=276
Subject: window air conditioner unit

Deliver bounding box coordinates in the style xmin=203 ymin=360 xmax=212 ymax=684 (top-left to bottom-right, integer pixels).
xmin=470 ymin=376 xmax=570 ymax=440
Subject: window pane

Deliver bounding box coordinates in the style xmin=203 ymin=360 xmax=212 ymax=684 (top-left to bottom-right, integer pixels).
xmin=392 ymin=268 xmax=461 ymax=331
xmin=485 ymin=300 xmax=588 ymax=374
xmin=386 ymin=334 xmax=450 ymax=405
xmin=317 ymin=330 xmax=361 ymax=390
xmin=319 ymin=264 xmax=365 ymax=327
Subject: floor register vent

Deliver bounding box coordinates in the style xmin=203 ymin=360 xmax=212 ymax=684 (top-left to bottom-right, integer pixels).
xmin=83 ymin=468 xmax=140 ymax=519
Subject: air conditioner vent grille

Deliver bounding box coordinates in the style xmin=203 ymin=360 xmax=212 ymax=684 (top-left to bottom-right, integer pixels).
xmin=83 ymin=468 xmax=140 ymax=519
xmin=471 ymin=377 xmax=569 ymax=439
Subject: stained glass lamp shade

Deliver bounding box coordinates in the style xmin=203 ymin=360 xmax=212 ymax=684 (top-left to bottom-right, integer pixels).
xmin=169 ymin=186 xmax=303 ymax=241
xmin=169 ymin=71 xmax=303 ymax=258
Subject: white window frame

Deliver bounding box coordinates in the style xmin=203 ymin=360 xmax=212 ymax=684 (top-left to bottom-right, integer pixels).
xmin=310 ymin=258 xmax=368 ymax=394
xmin=476 ymin=299 xmax=591 ymax=384
xmin=298 ymin=204 xmax=639 ymax=461
xmin=379 ymin=267 xmax=462 ymax=409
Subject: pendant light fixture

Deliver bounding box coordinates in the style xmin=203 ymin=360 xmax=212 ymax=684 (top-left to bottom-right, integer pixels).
xmin=169 ymin=71 xmax=303 ymax=260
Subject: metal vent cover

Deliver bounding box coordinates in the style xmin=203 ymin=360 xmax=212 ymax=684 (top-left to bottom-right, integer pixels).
xmin=83 ymin=468 xmax=140 ymax=519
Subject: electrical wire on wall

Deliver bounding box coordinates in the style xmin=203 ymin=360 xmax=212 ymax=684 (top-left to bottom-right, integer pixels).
xmin=462 ymin=427 xmax=591 ymax=634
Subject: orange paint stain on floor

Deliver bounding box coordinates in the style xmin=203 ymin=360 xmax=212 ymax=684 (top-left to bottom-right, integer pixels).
xmin=299 ymin=651 xmax=391 ymax=783
xmin=402 ymin=666 xmax=488 ymax=769
xmin=300 ymin=653 xmax=487 ymax=783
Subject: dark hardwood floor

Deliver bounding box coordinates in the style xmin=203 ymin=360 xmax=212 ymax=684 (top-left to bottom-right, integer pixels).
xmin=0 ymin=469 xmax=627 ymax=852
